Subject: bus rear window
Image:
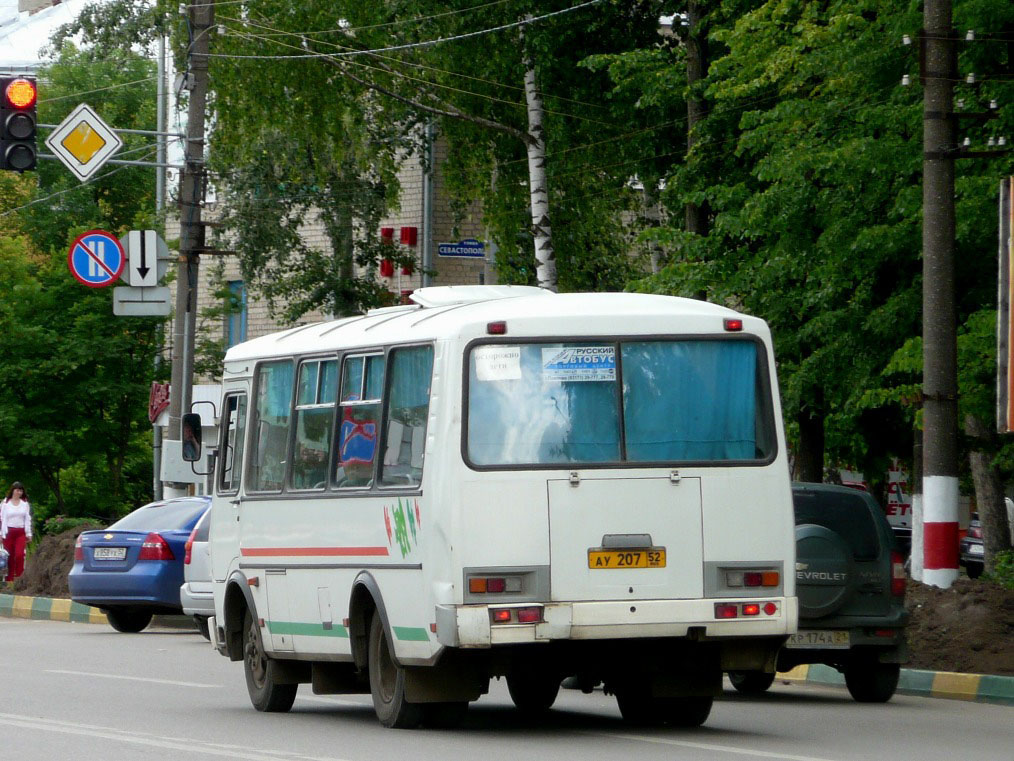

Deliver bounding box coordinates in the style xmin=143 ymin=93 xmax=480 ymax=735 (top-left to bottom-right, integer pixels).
xmin=466 ymin=339 xmax=775 ymax=467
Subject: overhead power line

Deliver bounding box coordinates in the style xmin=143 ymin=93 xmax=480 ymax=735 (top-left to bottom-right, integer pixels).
xmin=207 ymin=0 xmax=604 ymax=60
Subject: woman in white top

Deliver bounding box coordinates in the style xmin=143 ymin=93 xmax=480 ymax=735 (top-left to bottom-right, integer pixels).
xmin=1 ymin=481 xmax=32 ymax=582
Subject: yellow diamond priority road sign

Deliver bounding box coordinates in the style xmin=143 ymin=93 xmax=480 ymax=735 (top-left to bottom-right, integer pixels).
xmin=45 ymin=103 xmax=123 ymax=182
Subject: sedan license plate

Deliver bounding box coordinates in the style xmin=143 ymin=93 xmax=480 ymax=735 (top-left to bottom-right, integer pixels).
xmin=588 ymin=549 xmax=666 ymax=569
xmin=93 ymin=547 xmax=127 ymax=561
xmin=785 ymin=630 xmax=850 ymax=649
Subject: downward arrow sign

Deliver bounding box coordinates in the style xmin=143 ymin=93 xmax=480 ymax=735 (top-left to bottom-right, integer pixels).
xmin=127 ymin=230 xmax=159 ymax=287
xmin=136 ymin=232 xmax=150 ymax=279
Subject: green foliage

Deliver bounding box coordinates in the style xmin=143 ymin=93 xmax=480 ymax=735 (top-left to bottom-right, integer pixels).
xmin=984 ymin=550 xmax=1014 ymax=591
xmin=42 ymin=515 xmax=104 ymax=536
xmin=0 ymin=45 xmax=163 ymax=518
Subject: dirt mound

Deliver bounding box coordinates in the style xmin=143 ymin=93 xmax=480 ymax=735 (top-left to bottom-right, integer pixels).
xmin=905 ymin=577 xmax=1014 ymax=676
xmin=10 ymin=525 xmax=102 ymax=598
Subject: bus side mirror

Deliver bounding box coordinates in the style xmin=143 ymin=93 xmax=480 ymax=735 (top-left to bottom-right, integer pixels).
xmin=182 ymin=412 xmax=203 ymax=462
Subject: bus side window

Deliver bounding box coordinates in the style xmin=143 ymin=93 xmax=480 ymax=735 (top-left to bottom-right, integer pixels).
xmin=218 ymin=393 xmax=247 ymax=493
xmin=249 ymin=360 xmax=294 ymax=492
xmin=380 ymin=345 xmax=433 ymax=487
xmin=335 ymin=354 xmax=383 ymax=488
xmin=290 ymin=359 xmax=337 ymax=491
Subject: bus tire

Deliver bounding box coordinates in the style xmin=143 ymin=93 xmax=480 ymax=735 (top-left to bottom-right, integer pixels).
xmin=243 ymin=608 xmax=297 ymax=712
xmin=728 ymin=670 xmax=775 ymax=694
xmin=368 ymin=614 xmax=422 ymax=728
xmin=106 ymin=607 xmax=153 ymax=633
xmin=506 ymin=670 xmax=561 ymax=714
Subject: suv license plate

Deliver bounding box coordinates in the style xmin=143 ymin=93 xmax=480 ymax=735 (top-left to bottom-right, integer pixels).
xmin=94 ymin=547 xmax=127 ymax=561
xmin=785 ymin=630 xmax=850 ymax=649
xmin=588 ymin=549 xmax=666 ymax=569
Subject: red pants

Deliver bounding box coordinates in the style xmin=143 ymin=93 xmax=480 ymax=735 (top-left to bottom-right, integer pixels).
xmin=4 ymin=527 xmax=26 ymax=581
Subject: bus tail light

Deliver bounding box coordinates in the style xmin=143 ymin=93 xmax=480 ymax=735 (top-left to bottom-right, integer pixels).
xmin=490 ymin=605 xmax=544 ymax=624
xmin=516 ymin=607 xmax=542 ymax=623
xmin=468 ymin=575 xmax=522 ymax=594
xmin=716 ymin=601 xmax=779 ymax=619
xmin=726 ymin=569 xmax=780 ymax=588
xmin=724 ymin=318 xmax=743 ymax=331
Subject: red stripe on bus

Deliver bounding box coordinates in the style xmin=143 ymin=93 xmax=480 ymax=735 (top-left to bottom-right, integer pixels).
xmin=923 ymin=522 xmax=959 ymax=569
xmin=240 ymin=546 xmax=390 ymax=557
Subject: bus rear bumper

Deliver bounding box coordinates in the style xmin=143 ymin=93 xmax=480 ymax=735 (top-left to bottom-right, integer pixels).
xmin=438 ymin=597 xmax=797 ymax=648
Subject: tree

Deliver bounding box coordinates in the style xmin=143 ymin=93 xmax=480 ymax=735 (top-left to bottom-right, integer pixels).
xmin=0 ymin=44 xmax=165 ymax=525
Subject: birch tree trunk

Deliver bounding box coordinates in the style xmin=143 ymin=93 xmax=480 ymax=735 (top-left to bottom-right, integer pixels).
xmin=522 ymin=18 xmax=557 ymax=292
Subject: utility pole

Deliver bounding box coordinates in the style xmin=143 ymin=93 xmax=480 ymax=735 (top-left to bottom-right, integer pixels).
xmin=153 ymin=32 xmax=167 ymax=502
xmin=684 ymin=0 xmax=709 ymax=238
xmin=920 ymin=0 xmax=960 ymax=588
xmin=166 ymin=0 xmax=213 ymax=494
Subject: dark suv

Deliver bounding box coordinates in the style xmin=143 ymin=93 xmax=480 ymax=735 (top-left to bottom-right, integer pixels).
xmin=729 ymin=482 xmax=908 ymax=702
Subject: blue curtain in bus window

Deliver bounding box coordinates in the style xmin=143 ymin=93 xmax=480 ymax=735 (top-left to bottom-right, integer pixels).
xmin=468 ymin=343 xmax=620 ymax=465
xmin=622 ymin=341 xmax=756 ymax=461
xmin=263 ymin=361 xmax=294 ymax=419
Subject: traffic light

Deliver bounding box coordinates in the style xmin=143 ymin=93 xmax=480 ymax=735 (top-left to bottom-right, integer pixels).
xmin=1 ymin=76 xmax=37 ymax=172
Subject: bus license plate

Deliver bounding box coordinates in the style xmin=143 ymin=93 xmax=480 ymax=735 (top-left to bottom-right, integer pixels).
xmin=785 ymin=630 xmax=850 ymax=649
xmin=588 ymin=549 xmax=666 ymax=569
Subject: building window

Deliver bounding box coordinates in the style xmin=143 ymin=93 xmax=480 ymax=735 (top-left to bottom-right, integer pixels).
xmin=226 ymin=280 xmax=247 ymax=348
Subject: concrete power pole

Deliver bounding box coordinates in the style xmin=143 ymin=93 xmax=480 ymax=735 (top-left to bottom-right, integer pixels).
xmin=920 ymin=0 xmax=960 ymax=588
xmin=166 ymin=0 xmax=213 ymax=494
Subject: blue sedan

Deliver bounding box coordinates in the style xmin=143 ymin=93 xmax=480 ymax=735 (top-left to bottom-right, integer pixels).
xmin=69 ymin=496 xmax=210 ymax=633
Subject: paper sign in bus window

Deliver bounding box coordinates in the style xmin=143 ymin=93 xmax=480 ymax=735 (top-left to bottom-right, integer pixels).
xmin=542 ymin=346 xmax=616 ymax=382
xmin=475 ymin=345 xmax=522 ymax=381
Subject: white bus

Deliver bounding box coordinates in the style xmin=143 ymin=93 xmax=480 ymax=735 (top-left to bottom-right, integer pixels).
xmin=202 ymin=286 xmax=797 ymax=729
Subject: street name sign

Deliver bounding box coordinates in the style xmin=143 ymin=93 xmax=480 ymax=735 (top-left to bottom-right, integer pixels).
xmin=113 ymin=285 xmax=171 ymax=317
xmin=437 ymin=238 xmax=486 ymax=258
xmin=45 ymin=103 xmax=123 ymax=182
xmin=121 ymin=229 xmax=170 ymax=287
xmin=68 ymin=230 xmax=125 ymax=287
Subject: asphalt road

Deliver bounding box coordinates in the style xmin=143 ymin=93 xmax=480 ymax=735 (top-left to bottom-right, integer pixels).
xmin=1 ymin=616 xmax=1010 ymax=761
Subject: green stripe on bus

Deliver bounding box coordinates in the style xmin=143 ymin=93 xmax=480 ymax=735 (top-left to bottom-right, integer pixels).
xmin=31 ymin=596 xmax=53 ymax=620
xmin=393 ymin=626 xmax=430 ymax=642
xmin=266 ymin=620 xmax=350 ymax=638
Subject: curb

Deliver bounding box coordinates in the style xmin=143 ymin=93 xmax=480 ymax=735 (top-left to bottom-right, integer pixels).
xmin=779 ymin=663 xmax=1014 ymax=706
xmin=0 ymin=593 xmax=106 ymax=624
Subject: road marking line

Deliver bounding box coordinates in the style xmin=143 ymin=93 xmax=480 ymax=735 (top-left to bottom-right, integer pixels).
xmin=0 ymin=713 xmax=353 ymax=761
xmin=45 ymin=668 xmax=219 ymax=689
xmin=590 ymin=731 xmax=843 ymax=761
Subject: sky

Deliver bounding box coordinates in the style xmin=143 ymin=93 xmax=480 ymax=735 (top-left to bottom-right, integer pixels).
xmin=0 ymin=0 xmax=94 ymax=71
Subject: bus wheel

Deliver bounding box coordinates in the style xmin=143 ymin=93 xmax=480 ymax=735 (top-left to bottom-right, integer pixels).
xmin=728 ymin=670 xmax=775 ymax=694
xmin=368 ymin=614 xmax=422 ymax=728
xmin=243 ymin=609 xmax=297 ymax=712
xmin=507 ymin=670 xmax=561 ymax=715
